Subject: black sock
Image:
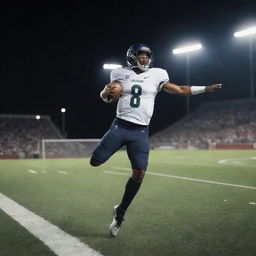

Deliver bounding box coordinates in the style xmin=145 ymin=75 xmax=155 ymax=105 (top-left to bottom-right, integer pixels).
xmin=118 ymin=177 xmax=142 ymax=214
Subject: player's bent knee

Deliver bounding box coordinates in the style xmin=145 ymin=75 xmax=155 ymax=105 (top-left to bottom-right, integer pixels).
xmin=90 ymin=156 xmax=103 ymax=167
xmin=132 ymin=169 xmax=145 ymax=183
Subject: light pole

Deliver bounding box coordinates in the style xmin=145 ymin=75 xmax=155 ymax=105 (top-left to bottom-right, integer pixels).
xmin=186 ymin=54 xmax=191 ymax=114
xmin=172 ymin=43 xmax=202 ymax=114
xmin=234 ymin=26 xmax=256 ymax=99
xmin=61 ymin=108 xmax=66 ymax=137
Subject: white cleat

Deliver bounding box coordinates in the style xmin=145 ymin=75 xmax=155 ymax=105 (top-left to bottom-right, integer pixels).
xmin=109 ymin=205 xmax=124 ymax=237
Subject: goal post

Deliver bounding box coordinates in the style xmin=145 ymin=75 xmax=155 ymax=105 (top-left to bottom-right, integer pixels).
xmin=41 ymin=139 xmax=100 ymax=159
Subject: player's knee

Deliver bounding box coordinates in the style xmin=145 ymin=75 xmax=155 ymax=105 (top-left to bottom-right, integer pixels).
xmin=132 ymin=169 xmax=145 ymax=183
xmin=90 ymin=156 xmax=103 ymax=167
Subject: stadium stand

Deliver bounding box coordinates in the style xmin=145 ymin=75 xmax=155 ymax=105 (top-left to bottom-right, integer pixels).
xmin=0 ymin=114 xmax=63 ymax=158
xmin=1 ymin=98 xmax=255 ymax=159
xmin=150 ymin=99 xmax=256 ymax=150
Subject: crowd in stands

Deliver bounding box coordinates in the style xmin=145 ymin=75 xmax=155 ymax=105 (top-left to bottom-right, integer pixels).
xmin=1 ymin=99 xmax=255 ymax=158
xmin=0 ymin=115 xmax=99 ymax=158
xmin=0 ymin=115 xmax=62 ymax=157
xmin=150 ymin=99 xmax=256 ymax=149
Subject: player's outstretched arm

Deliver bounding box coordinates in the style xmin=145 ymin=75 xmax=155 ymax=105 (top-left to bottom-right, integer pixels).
xmin=162 ymin=82 xmax=222 ymax=96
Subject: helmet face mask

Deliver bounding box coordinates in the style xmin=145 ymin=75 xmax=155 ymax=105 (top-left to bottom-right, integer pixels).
xmin=126 ymin=43 xmax=153 ymax=72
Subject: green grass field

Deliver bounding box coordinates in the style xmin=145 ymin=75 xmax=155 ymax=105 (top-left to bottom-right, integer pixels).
xmin=0 ymin=150 xmax=256 ymax=256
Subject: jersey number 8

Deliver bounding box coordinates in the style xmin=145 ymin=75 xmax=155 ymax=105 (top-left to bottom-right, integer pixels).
xmin=130 ymin=85 xmax=142 ymax=108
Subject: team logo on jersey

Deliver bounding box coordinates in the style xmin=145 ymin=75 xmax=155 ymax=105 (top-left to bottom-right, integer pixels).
xmin=131 ymin=79 xmax=144 ymax=83
xmin=125 ymin=75 xmax=130 ymax=79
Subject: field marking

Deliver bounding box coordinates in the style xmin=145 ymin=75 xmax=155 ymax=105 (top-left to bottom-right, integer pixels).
xmin=57 ymin=171 xmax=68 ymax=174
xmin=104 ymin=170 xmax=129 ymax=176
xmin=152 ymin=157 xmax=256 ymax=167
xmin=217 ymin=157 xmax=256 ymax=167
xmin=114 ymin=167 xmax=130 ymax=170
xmin=147 ymin=172 xmax=256 ymax=190
xmin=28 ymin=169 xmax=37 ymax=174
xmin=105 ymin=170 xmax=256 ymax=190
xmin=0 ymin=193 xmax=103 ymax=256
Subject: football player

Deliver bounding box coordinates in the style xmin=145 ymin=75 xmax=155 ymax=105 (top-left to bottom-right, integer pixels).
xmin=90 ymin=43 xmax=222 ymax=237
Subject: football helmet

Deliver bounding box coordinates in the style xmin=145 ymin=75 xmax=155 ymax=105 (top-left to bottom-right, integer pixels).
xmin=126 ymin=43 xmax=153 ymax=71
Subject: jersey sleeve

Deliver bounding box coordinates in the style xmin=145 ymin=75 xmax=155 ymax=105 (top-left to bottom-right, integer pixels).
xmin=157 ymin=69 xmax=169 ymax=91
xmin=110 ymin=69 xmax=122 ymax=82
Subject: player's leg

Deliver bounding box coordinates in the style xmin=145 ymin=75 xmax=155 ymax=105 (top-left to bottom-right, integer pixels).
xmin=118 ymin=133 xmax=149 ymax=214
xmin=116 ymin=168 xmax=145 ymax=211
xmin=109 ymin=169 xmax=147 ymax=237
xmin=109 ymin=127 xmax=149 ymax=237
xmin=90 ymin=156 xmax=103 ymax=166
xmin=90 ymin=120 xmax=123 ymax=167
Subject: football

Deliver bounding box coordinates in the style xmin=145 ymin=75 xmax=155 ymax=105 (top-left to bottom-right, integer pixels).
xmin=106 ymin=82 xmax=122 ymax=103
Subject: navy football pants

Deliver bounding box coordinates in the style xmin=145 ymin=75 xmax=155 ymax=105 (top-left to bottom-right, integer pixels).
xmin=92 ymin=118 xmax=150 ymax=170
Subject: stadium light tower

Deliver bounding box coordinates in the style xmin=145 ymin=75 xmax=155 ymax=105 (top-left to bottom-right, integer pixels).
xmin=234 ymin=26 xmax=256 ymax=99
xmin=172 ymin=43 xmax=202 ymax=114
xmin=61 ymin=108 xmax=66 ymax=137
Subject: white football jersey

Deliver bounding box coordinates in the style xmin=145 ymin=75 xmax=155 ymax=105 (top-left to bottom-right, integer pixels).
xmin=110 ymin=67 xmax=169 ymax=125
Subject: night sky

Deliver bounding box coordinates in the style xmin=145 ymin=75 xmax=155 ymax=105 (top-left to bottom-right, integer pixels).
xmin=1 ymin=0 xmax=256 ymax=138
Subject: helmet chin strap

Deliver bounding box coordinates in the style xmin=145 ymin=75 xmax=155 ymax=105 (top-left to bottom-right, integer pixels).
xmin=136 ymin=59 xmax=151 ymax=72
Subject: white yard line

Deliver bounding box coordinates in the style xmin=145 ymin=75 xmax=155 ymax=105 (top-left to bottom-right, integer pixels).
xmin=152 ymin=158 xmax=256 ymax=167
xmin=104 ymin=171 xmax=129 ymax=176
xmin=147 ymin=172 xmax=256 ymax=190
xmin=28 ymin=169 xmax=37 ymax=174
xmin=0 ymin=193 xmax=103 ymax=256
xmin=57 ymin=171 xmax=68 ymax=174
xmin=114 ymin=167 xmax=130 ymax=170
xmin=105 ymin=169 xmax=256 ymax=190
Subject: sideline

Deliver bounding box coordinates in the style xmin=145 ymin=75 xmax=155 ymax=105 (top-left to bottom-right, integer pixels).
xmin=0 ymin=193 xmax=103 ymax=256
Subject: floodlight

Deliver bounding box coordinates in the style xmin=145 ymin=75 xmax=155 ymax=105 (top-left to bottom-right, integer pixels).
xmin=61 ymin=108 xmax=66 ymax=113
xmin=172 ymin=43 xmax=202 ymax=54
xmin=172 ymin=42 xmax=202 ymax=114
xmin=234 ymin=26 xmax=256 ymax=38
xmin=103 ymin=64 xmax=122 ymax=70
xmin=36 ymin=115 xmax=40 ymax=120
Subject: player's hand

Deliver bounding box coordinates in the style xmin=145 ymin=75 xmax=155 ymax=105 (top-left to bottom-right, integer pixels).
xmin=106 ymin=82 xmax=120 ymax=96
xmin=101 ymin=82 xmax=120 ymax=99
xmin=205 ymin=83 xmax=223 ymax=92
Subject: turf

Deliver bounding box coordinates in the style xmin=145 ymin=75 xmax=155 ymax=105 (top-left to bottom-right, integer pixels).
xmin=0 ymin=150 xmax=255 ymax=256
xmin=0 ymin=207 xmax=56 ymax=256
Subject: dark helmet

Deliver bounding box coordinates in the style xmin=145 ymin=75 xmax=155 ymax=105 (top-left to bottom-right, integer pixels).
xmin=126 ymin=43 xmax=153 ymax=71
